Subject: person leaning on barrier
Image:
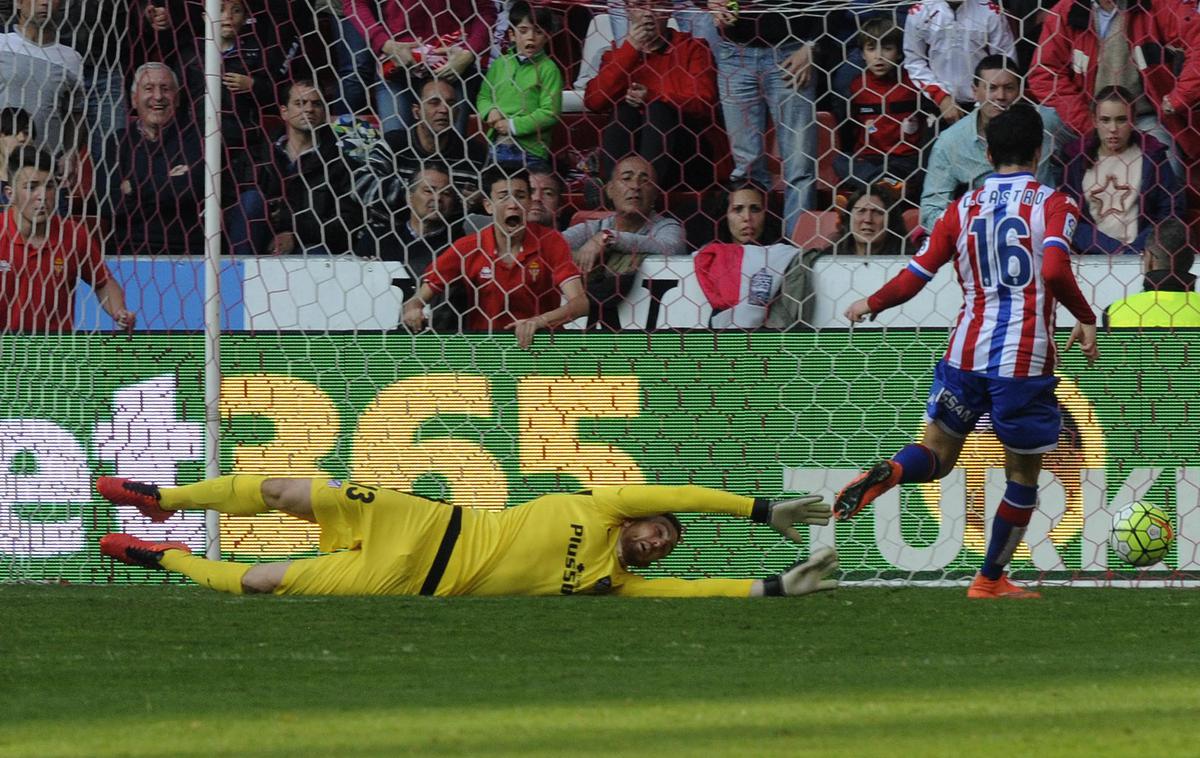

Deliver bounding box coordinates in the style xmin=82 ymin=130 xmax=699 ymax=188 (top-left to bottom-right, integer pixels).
xmin=766 ymin=183 xmax=911 ymax=331
xmin=1106 ymin=219 xmax=1200 ymax=328
xmin=402 ymin=166 xmax=588 ymax=349
xmin=693 ymin=181 xmax=801 ymax=330
xmin=0 ymin=146 xmax=134 ymax=332
xmin=561 ymin=155 xmax=686 ymax=329
xmin=463 ymin=165 xmax=567 ymax=234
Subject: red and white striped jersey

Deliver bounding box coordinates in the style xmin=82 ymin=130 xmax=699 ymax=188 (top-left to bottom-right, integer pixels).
xmin=907 ymin=172 xmax=1080 ymax=378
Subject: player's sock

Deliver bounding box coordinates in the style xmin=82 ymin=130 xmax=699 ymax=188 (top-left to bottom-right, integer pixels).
xmin=892 ymin=444 xmax=940 ymax=484
xmin=160 ymin=549 xmax=250 ymax=594
xmin=980 ymin=480 xmax=1038 ymax=580
xmin=159 ymin=475 xmax=268 ymax=515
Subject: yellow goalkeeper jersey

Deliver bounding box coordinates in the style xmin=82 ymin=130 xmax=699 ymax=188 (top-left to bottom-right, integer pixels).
xmin=438 ymin=485 xmax=758 ymax=598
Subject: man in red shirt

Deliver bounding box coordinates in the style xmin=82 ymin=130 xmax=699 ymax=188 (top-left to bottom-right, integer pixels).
xmin=0 ymin=146 xmax=134 ymax=332
xmin=583 ymin=1 xmax=717 ymax=188
xmin=402 ymin=166 xmax=586 ymax=348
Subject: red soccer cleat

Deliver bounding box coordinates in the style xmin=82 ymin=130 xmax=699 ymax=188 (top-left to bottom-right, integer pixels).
xmin=99 ymin=533 xmax=191 ymax=569
xmin=966 ymin=572 xmax=1042 ymax=599
xmin=96 ymin=477 xmax=174 ymax=523
xmin=833 ymin=460 xmax=902 ymax=521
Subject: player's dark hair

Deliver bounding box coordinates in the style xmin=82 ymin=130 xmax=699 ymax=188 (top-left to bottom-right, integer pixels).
xmin=973 ymin=54 xmax=1019 ymax=83
xmin=858 ymin=17 xmax=903 ymax=52
xmin=508 ymin=1 xmax=556 ymax=33
xmin=1147 ymin=218 xmax=1193 ymax=276
xmin=0 ymin=106 xmax=34 ymax=140
xmin=481 ymin=164 xmax=530 ymax=196
xmin=6 ymin=144 xmax=55 ymax=179
xmin=985 ymin=102 xmax=1043 ymax=168
xmin=1092 ymin=85 xmax=1136 ymax=112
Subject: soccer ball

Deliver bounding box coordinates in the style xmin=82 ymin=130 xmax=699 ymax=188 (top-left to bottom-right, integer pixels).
xmin=1110 ymin=502 xmax=1175 ymax=567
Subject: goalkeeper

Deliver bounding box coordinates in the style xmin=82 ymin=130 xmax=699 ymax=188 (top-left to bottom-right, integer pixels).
xmin=97 ymin=476 xmax=838 ymax=598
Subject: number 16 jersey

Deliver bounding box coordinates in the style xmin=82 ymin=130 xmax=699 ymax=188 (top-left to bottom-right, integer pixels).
xmin=906 ymin=171 xmax=1082 ymax=378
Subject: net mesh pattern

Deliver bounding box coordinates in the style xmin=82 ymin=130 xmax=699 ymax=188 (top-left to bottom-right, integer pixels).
xmin=0 ymin=0 xmax=1197 ymax=586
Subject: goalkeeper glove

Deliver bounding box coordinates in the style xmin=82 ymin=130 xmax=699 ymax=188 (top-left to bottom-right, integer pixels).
xmin=762 ymin=548 xmax=840 ymax=596
xmin=750 ymin=494 xmax=832 ymax=543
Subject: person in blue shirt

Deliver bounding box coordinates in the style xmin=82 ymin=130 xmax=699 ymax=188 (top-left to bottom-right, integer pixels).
xmin=918 ymin=55 xmax=1059 ymax=232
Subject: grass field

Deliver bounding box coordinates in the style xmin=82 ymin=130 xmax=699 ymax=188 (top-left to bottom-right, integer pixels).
xmin=3 ymin=585 xmax=1199 ymax=757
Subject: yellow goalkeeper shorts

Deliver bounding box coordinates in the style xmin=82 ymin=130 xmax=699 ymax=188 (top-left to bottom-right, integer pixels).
xmin=275 ymin=479 xmax=454 ymax=596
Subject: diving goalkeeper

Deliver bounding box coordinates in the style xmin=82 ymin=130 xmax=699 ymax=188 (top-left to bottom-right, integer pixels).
xmin=96 ymin=476 xmax=838 ymax=598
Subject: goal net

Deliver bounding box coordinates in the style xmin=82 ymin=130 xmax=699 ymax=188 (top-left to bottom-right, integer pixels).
xmin=0 ymin=0 xmax=1196 ymax=587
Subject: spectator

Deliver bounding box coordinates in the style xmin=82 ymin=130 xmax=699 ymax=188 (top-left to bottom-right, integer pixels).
xmin=103 ymin=63 xmax=203 ymax=255
xmin=707 ymin=0 xmax=820 ymax=239
xmin=0 ymin=107 xmax=34 ymax=209
xmin=717 ymin=180 xmax=781 ymax=245
xmin=1107 ymin=218 xmax=1200 ymax=327
xmin=584 ymin=1 xmax=716 ymax=189
xmin=838 ymin=17 xmax=932 ymax=193
xmin=562 ymin=155 xmax=686 ymax=328
xmin=1063 ymin=86 xmax=1182 ymax=256
xmin=477 ymin=1 xmax=562 ymax=172
xmin=831 ymin=182 xmax=910 ymax=256
xmin=0 ymin=146 xmax=134 ymax=332
xmin=136 ymin=0 xmax=294 ymax=103
xmin=61 ymin=1 xmax=133 ymax=164
xmin=464 ymin=165 xmax=567 ymax=233
xmin=402 ymin=166 xmax=587 ymax=349
xmin=262 ymin=80 xmax=366 ymax=256
xmin=765 ymin=182 xmax=909 ymax=329
xmin=367 ymin=78 xmax=489 ymax=220
xmin=1030 ymin=0 xmax=1200 ymax=163
xmin=0 ymin=0 xmax=83 ymax=155
xmin=343 ymin=0 xmax=496 ymax=135
xmin=605 ymin=0 xmax=721 ymax=54
xmin=919 ymin=55 xmax=1058 ymax=231
xmin=316 ymin=0 xmax=375 ymax=117
xmin=693 ymin=181 xmax=801 ymax=329
xmin=180 ymin=0 xmax=274 ymax=255
xmin=903 ymin=0 xmax=1016 ymax=125
xmin=368 ymin=163 xmax=458 ymax=274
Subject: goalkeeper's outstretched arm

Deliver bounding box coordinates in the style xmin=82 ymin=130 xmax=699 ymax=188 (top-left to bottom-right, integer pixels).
xmin=614 ymin=548 xmax=840 ymax=598
xmin=595 ymin=486 xmax=833 ymax=543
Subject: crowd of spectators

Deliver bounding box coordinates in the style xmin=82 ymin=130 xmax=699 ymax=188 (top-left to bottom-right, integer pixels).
xmin=1 ymin=0 xmax=1199 ymax=333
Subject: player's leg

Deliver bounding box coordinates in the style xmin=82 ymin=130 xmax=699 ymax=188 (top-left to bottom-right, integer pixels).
xmin=966 ymin=375 xmax=1059 ymax=599
xmin=98 ymin=533 xmax=270 ymax=594
xmin=835 ymin=361 xmax=979 ymax=520
xmin=97 ymin=475 xmax=317 ymax=523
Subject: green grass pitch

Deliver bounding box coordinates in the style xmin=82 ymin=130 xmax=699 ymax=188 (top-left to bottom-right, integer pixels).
xmin=3 ymin=585 xmax=1199 ymax=757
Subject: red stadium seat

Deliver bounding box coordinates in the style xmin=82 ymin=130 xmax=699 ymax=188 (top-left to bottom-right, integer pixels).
xmin=791 ymin=210 xmax=840 ymax=251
